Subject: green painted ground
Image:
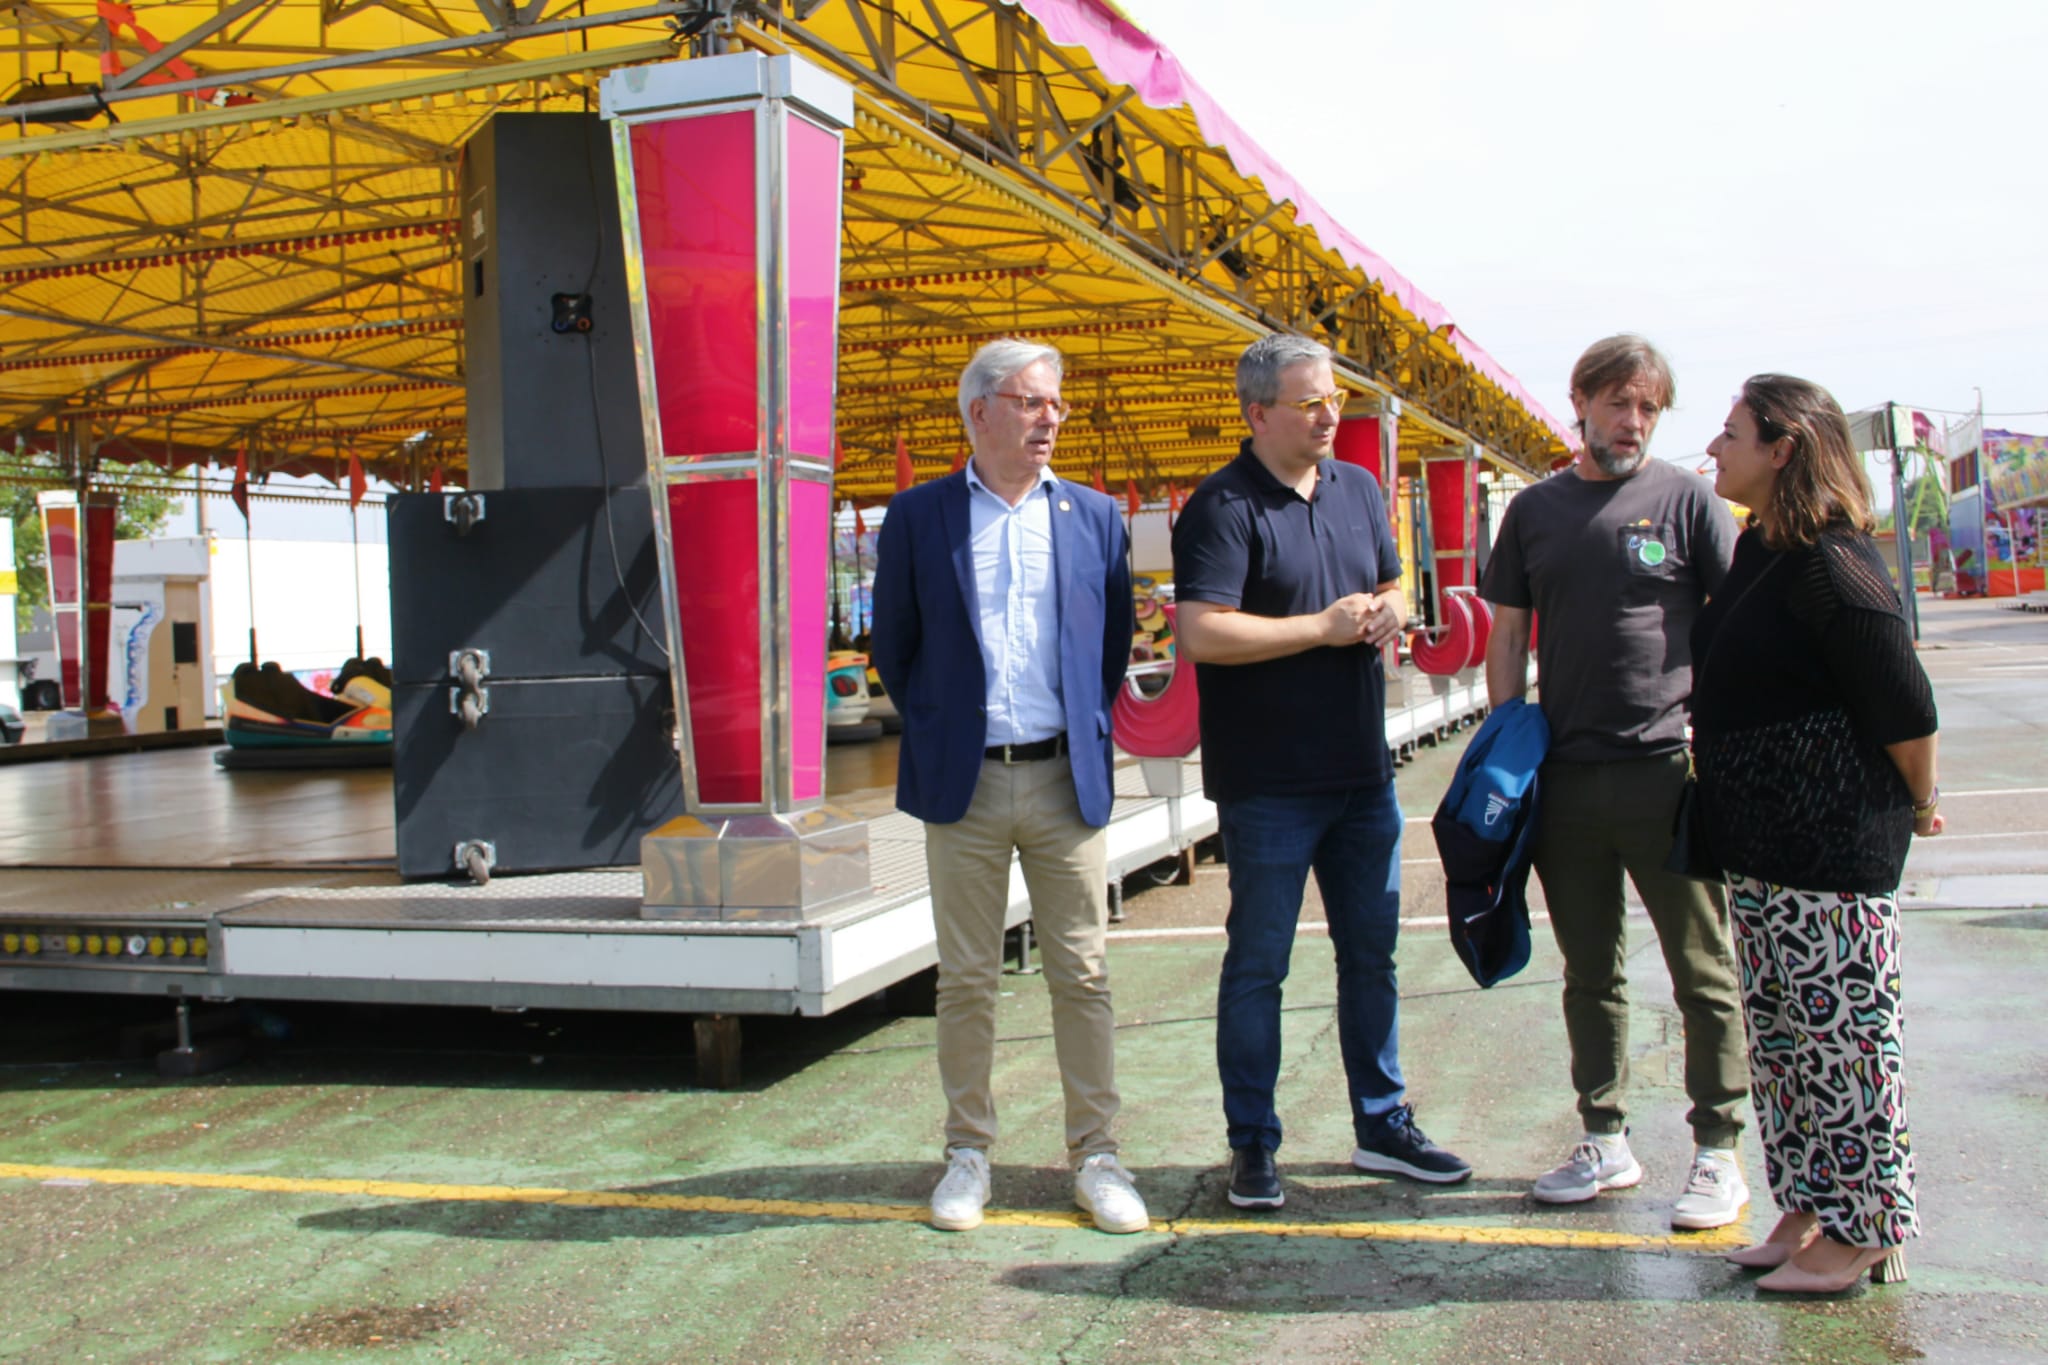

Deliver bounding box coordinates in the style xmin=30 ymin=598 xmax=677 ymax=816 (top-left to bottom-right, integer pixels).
xmin=5 ymin=598 xmax=2048 ymax=1363
xmin=5 ymin=900 xmax=2046 ymax=1363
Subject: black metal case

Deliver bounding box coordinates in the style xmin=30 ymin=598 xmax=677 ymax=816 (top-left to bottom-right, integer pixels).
xmin=388 ymin=486 xmax=684 ymax=878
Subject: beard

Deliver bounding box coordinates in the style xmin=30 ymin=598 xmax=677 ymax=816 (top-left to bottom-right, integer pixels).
xmin=1586 ymin=437 xmax=1648 ymax=478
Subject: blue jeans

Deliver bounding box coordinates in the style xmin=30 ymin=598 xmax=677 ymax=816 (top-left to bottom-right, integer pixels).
xmin=1216 ymin=782 xmax=1406 ymax=1153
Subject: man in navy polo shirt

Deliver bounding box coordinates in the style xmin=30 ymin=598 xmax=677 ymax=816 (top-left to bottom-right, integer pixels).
xmin=1173 ymin=334 xmax=1471 ymax=1210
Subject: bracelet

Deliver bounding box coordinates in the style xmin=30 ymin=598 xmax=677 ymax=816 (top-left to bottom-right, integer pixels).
xmin=1912 ymin=786 xmax=1940 ymax=815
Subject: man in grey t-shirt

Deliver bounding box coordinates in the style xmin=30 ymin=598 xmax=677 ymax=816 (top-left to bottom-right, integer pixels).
xmin=1478 ymin=334 xmax=1749 ymax=1230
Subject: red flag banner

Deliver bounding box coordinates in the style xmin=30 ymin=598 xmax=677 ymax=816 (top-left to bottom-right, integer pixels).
xmin=1091 ymin=466 xmax=1107 ymax=494
xmin=347 ymin=453 xmax=367 ymax=510
xmin=951 ymin=448 xmax=966 ymax=474
xmin=894 ymin=434 xmax=912 ymax=492
xmin=428 ymin=466 xmax=444 ymax=494
xmin=230 ymin=447 xmax=250 ymax=521
xmin=1125 ymin=481 xmax=1141 ymax=517
xmin=853 ymin=506 xmax=867 ymax=538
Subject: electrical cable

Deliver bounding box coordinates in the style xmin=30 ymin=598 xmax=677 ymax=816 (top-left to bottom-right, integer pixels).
xmin=0 ymin=465 xmax=385 ymax=509
xmin=576 ymin=119 xmax=670 ymax=664
xmin=1849 ymin=403 xmax=2048 ymax=420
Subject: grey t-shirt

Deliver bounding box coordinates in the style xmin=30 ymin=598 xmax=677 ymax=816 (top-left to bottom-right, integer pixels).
xmin=1480 ymin=458 xmax=1737 ymax=763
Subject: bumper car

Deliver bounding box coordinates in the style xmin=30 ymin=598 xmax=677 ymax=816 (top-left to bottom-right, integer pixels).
xmin=826 ymin=651 xmax=884 ymax=744
xmin=862 ymin=660 xmax=901 ymax=734
xmin=1130 ymin=576 xmax=1176 ymax=697
xmin=216 ymin=657 xmax=394 ymax=769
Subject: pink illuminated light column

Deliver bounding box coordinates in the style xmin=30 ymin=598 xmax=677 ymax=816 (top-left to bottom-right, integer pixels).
xmin=602 ymin=53 xmax=868 ymax=919
xmin=36 ymin=489 xmax=120 ymax=716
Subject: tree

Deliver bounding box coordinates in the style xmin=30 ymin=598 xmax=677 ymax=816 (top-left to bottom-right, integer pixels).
xmin=7 ymin=452 xmax=182 ymax=632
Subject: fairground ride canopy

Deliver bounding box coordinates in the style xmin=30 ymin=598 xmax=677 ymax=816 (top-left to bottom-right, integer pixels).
xmin=2 ymin=0 xmax=1577 ymax=505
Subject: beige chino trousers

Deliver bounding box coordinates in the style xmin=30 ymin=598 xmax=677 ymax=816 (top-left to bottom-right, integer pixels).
xmin=924 ymin=753 xmax=1119 ymax=1165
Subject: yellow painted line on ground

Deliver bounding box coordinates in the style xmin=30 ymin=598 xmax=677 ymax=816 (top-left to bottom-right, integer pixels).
xmin=0 ymin=1161 xmax=1740 ymax=1253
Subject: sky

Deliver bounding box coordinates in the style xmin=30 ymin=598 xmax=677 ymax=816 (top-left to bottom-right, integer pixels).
xmin=1118 ymin=0 xmax=2046 ymax=470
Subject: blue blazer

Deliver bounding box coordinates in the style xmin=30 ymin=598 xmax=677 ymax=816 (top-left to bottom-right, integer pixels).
xmin=870 ymin=470 xmax=1133 ymax=827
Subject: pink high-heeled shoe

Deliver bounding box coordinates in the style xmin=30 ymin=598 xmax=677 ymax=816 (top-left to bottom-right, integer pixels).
xmin=1755 ymin=1244 xmax=1906 ymax=1294
xmin=1727 ymin=1215 xmax=1819 ymax=1269
xmin=1727 ymin=1239 xmax=1803 ymax=1269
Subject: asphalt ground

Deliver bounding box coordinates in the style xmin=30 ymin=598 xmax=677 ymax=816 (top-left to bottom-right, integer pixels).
xmin=3 ymin=595 xmax=2046 ymax=1364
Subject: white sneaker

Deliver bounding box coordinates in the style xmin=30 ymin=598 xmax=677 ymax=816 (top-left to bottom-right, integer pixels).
xmin=1074 ymin=1153 xmax=1150 ymax=1234
xmin=1671 ymin=1147 xmax=1749 ymax=1230
xmin=1530 ymin=1131 xmax=1645 ymax=1204
xmin=930 ymin=1147 xmax=991 ymax=1231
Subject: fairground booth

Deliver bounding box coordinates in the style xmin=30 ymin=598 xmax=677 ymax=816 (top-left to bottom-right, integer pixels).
xmin=1945 ymin=421 xmax=2048 ymax=598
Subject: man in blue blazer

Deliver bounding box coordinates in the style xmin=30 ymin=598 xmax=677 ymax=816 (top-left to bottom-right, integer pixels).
xmin=870 ymin=338 xmax=1142 ymax=1235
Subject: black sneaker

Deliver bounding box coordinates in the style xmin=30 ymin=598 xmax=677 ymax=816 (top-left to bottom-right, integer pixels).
xmin=1350 ymin=1105 xmax=1473 ymax=1184
xmin=1227 ymin=1146 xmax=1284 ymax=1210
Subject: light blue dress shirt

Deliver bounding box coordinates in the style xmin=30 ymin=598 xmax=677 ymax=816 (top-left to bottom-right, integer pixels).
xmin=964 ymin=460 xmax=1066 ymax=746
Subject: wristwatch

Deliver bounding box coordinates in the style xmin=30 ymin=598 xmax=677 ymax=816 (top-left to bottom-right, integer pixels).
xmin=1912 ymin=786 xmax=1940 ymax=817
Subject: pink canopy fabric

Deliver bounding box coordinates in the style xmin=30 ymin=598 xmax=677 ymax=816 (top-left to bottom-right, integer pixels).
xmin=1018 ymin=0 xmax=1578 ymax=451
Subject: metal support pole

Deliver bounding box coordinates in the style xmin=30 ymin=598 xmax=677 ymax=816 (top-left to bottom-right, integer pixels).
xmin=350 ymin=499 xmax=365 ymax=661
xmin=1976 ymin=389 xmax=1991 ymax=600
xmin=68 ymin=423 xmax=94 ymax=715
xmin=1888 ymin=404 xmax=1921 ymax=640
xmin=1007 ymin=919 xmax=1040 ymax=975
xmin=694 ymin=1014 xmax=743 ymax=1089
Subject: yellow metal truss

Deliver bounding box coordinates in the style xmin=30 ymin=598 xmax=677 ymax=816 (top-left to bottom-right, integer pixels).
xmin=1 ymin=0 xmax=1571 ymax=500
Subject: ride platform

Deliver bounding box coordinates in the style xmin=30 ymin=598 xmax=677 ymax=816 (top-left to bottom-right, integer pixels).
xmin=0 ymin=673 xmax=1488 ymax=1076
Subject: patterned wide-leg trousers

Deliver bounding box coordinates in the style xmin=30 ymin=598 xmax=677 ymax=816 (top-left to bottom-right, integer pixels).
xmin=1727 ymin=874 xmax=1919 ymax=1247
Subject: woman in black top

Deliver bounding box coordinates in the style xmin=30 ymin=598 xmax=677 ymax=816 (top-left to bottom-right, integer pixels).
xmin=1692 ymin=374 xmax=1942 ymax=1294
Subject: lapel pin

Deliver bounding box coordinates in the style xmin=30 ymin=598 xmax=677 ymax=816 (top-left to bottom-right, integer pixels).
xmin=1058 ymin=499 xmax=1071 ymax=512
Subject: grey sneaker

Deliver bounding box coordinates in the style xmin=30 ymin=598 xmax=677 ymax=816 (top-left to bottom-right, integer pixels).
xmin=1531 ymin=1131 xmax=1644 ymax=1204
xmin=1671 ymin=1147 xmax=1749 ymax=1230
xmin=1074 ymin=1153 xmax=1149 ymax=1234
xmin=930 ymin=1147 xmax=991 ymax=1231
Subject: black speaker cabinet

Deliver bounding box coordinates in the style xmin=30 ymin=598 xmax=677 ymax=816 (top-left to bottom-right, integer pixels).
xmin=389 ymin=485 xmax=685 ymax=878
xmin=460 ymin=112 xmax=644 ymax=491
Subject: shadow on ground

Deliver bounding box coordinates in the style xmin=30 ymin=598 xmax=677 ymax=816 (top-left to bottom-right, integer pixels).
xmin=0 ymin=988 xmax=924 ymax=1095
xmin=291 ymin=1159 xmax=1733 ymax=1254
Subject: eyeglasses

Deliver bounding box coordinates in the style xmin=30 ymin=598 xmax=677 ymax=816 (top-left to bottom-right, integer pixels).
xmin=1272 ymin=390 xmax=1349 ymax=416
xmin=989 ymin=391 xmax=1072 ymax=421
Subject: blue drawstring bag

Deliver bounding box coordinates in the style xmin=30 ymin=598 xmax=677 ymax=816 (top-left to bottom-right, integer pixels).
xmin=1432 ymin=698 xmax=1549 ymax=988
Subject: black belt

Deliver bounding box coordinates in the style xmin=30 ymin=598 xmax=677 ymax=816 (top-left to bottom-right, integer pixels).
xmin=986 ymin=734 xmax=1067 ymax=764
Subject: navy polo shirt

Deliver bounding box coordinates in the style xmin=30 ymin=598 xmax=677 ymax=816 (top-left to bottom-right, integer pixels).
xmin=1171 ymin=440 xmax=1402 ymax=802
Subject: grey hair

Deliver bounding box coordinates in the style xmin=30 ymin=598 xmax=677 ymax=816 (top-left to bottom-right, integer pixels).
xmin=957 ymin=338 xmax=1064 ymax=436
xmin=1236 ymin=334 xmax=1333 ymax=408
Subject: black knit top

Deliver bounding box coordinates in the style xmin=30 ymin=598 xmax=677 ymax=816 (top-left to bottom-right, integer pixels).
xmin=1689 ymin=524 xmax=1938 ymax=893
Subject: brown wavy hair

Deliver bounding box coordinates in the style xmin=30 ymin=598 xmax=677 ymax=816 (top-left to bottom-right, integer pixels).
xmin=1569 ymin=334 xmax=1675 ymax=432
xmin=1739 ymin=373 xmax=1875 ymax=549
